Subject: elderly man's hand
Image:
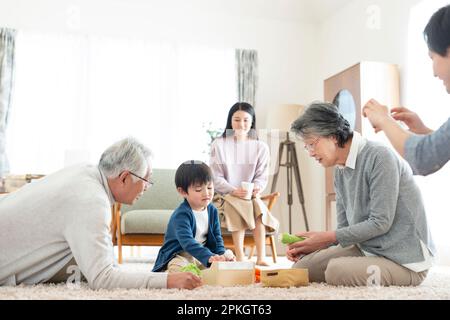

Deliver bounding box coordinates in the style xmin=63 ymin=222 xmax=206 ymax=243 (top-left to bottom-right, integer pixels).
xmin=286 ymin=231 xmax=336 ymax=259
xmin=167 ymin=272 xmax=202 ymax=290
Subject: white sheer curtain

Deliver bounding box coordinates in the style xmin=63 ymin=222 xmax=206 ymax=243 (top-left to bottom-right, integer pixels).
xmin=6 ymin=31 xmax=235 ymax=174
xmin=405 ymin=0 xmax=450 ymax=263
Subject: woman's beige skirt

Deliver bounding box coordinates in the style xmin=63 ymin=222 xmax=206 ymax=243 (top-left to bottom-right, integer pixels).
xmin=213 ymin=194 xmax=279 ymax=233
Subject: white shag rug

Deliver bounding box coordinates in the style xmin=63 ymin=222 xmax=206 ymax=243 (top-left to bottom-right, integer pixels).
xmin=2 ymin=256 xmax=450 ymax=300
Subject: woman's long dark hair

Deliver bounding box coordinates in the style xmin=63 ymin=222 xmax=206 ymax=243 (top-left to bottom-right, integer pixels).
xmin=221 ymin=102 xmax=257 ymax=139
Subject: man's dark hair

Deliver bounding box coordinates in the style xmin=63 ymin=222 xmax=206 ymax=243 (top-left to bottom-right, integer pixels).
xmin=175 ymin=160 xmax=213 ymax=193
xmin=424 ymin=5 xmax=450 ymax=57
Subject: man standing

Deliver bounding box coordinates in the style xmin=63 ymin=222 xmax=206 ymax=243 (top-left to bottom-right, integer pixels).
xmin=0 ymin=137 xmax=201 ymax=290
xmin=363 ymin=4 xmax=450 ymax=176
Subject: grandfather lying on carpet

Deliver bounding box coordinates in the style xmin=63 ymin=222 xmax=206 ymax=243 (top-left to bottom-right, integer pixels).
xmin=0 ymin=137 xmax=201 ymax=290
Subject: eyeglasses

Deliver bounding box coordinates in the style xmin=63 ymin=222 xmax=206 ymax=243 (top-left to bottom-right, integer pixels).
xmin=129 ymin=171 xmax=154 ymax=187
xmin=303 ymin=137 xmax=321 ymax=153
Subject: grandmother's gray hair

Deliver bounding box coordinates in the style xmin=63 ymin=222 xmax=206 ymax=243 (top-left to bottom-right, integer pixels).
xmin=98 ymin=137 xmax=153 ymax=179
xmin=291 ymin=102 xmax=353 ymax=148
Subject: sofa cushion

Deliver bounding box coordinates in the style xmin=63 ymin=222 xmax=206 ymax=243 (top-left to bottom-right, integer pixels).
xmin=121 ymin=169 xmax=182 ymax=213
xmin=121 ymin=209 xmax=276 ymax=236
xmin=121 ymin=209 xmax=173 ymax=234
xmin=221 ymin=229 xmax=276 ymax=236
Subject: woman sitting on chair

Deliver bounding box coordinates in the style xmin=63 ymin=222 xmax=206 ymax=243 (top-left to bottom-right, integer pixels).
xmin=210 ymin=102 xmax=279 ymax=266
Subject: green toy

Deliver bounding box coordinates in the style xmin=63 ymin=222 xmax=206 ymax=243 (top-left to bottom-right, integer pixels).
xmin=279 ymin=232 xmax=306 ymax=244
xmin=180 ymin=263 xmax=202 ymax=276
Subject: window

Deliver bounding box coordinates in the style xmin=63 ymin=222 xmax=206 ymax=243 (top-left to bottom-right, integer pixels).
xmin=6 ymin=31 xmax=236 ymax=173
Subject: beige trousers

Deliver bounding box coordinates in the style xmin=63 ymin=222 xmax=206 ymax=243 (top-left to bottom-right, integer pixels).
xmin=166 ymin=252 xmax=206 ymax=273
xmin=293 ymin=245 xmax=428 ymax=287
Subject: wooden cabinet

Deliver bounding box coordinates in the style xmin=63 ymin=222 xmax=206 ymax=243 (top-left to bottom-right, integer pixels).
xmin=323 ymin=62 xmax=400 ymax=230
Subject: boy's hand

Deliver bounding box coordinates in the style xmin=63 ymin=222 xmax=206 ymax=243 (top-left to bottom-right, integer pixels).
xmin=167 ymin=272 xmax=202 ymax=290
xmin=223 ymin=249 xmax=236 ymax=261
xmin=208 ymin=255 xmax=227 ymax=263
xmin=225 ymin=256 xmax=236 ymax=261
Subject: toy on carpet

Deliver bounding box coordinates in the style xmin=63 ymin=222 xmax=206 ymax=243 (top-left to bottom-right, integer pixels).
xmin=223 ymin=249 xmax=235 ymax=260
xmin=279 ymin=232 xmax=306 ymax=244
xmin=201 ymin=261 xmax=255 ymax=286
xmin=180 ymin=263 xmax=202 ymax=276
xmin=261 ymin=268 xmax=309 ymax=287
xmin=255 ymin=268 xmax=261 ymax=283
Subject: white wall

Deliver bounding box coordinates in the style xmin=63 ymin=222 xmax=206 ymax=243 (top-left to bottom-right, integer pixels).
xmin=2 ymin=0 xmax=436 ymax=245
xmin=270 ymin=0 xmax=426 ymax=237
xmin=294 ymin=0 xmax=424 ymax=233
xmin=239 ymin=0 xmax=427 ymax=238
xmin=317 ymin=0 xmax=422 ymax=85
xmin=0 ymin=0 xmax=318 ymax=127
xmin=0 ymin=0 xmax=322 ymax=242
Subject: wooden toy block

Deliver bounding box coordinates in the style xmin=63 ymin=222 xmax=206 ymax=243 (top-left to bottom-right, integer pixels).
xmin=261 ymin=268 xmax=309 ymax=287
xmin=201 ymin=261 xmax=255 ymax=286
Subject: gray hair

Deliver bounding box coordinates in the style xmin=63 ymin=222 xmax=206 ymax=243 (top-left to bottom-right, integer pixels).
xmin=291 ymin=102 xmax=353 ymax=148
xmin=98 ymin=137 xmax=153 ymax=179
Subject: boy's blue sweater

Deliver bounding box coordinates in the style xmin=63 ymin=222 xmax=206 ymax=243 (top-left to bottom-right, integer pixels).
xmin=152 ymin=199 xmax=225 ymax=272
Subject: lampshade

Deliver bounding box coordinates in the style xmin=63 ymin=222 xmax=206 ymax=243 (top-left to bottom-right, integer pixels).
xmin=266 ymin=104 xmax=305 ymax=132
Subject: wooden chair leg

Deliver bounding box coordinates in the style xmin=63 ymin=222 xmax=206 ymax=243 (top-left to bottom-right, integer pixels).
xmin=248 ymin=246 xmax=255 ymax=259
xmin=269 ymin=235 xmax=277 ymax=263
xmin=115 ymin=203 xmax=123 ymax=264
xmin=118 ymin=242 xmax=123 ymax=264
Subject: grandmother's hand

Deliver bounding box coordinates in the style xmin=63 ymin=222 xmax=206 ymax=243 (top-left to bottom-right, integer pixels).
xmin=286 ymin=231 xmax=336 ymax=257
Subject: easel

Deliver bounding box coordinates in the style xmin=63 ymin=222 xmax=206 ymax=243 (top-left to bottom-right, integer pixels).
xmin=271 ymin=132 xmax=309 ymax=233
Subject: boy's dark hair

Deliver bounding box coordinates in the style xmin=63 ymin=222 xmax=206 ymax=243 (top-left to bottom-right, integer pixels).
xmin=175 ymin=160 xmax=213 ymax=193
xmin=424 ymin=5 xmax=450 ymax=57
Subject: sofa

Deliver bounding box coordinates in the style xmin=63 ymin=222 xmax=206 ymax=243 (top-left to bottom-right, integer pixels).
xmin=111 ymin=168 xmax=279 ymax=263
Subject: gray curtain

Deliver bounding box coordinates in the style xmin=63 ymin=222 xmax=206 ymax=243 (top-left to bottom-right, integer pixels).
xmin=236 ymin=49 xmax=258 ymax=107
xmin=0 ymin=28 xmax=16 ymax=178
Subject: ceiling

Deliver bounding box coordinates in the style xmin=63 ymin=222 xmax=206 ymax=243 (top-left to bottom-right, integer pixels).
xmin=193 ymin=0 xmax=356 ymax=24
xmin=127 ymin=0 xmax=356 ymax=24
xmin=305 ymin=0 xmax=355 ymax=22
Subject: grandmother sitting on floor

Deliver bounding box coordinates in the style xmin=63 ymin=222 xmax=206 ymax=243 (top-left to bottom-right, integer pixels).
xmin=287 ymin=102 xmax=435 ymax=287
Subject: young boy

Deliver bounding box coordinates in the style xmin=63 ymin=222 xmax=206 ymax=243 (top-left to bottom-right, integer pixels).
xmin=152 ymin=160 xmax=234 ymax=273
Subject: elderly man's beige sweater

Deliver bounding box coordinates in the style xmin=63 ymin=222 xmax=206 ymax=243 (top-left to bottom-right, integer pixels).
xmin=0 ymin=164 xmax=167 ymax=289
